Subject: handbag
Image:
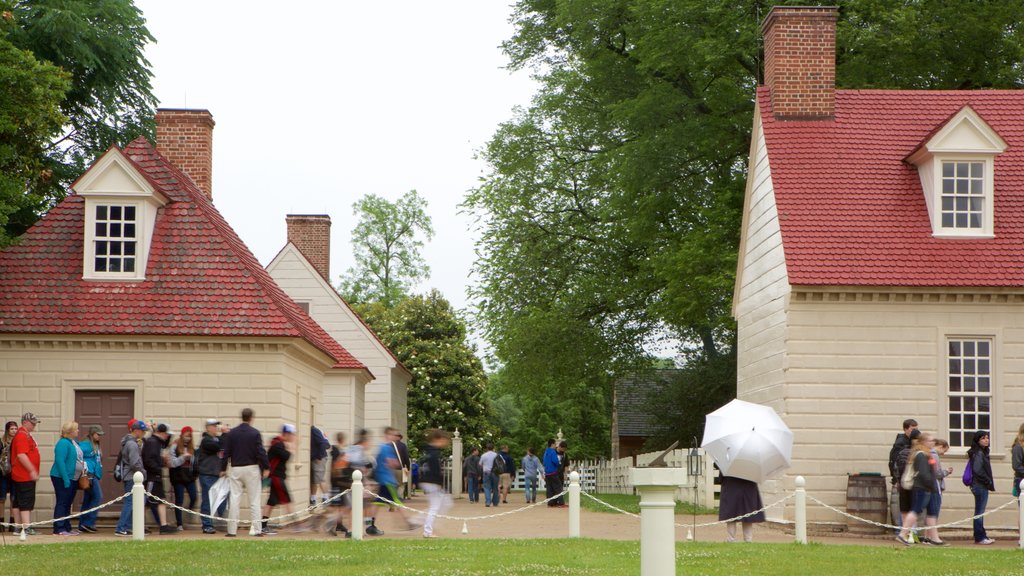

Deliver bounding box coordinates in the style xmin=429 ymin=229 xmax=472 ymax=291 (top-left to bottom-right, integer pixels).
xmin=900 ymin=451 xmax=919 ymax=490
xmin=78 ymin=471 xmax=91 ymax=490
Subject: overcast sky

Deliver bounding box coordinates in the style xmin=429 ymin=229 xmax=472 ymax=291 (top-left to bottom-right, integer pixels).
xmin=134 ymin=1 xmax=537 ymax=315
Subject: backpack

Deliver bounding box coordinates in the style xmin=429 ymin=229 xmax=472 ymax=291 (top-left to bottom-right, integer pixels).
xmin=113 ymin=436 xmax=129 ymax=482
xmin=492 ymin=452 xmax=506 ymax=475
xmin=900 ymin=450 xmax=920 ymax=490
xmin=331 ymin=446 xmax=352 ymax=487
xmin=0 ymin=438 xmax=12 ymax=476
xmin=963 ymin=455 xmax=974 ymax=487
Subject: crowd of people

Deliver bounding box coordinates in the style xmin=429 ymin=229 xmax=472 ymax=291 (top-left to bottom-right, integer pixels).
xmin=0 ymin=409 xmax=458 ymax=539
xmin=461 ymin=439 xmax=569 ymax=508
xmin=887 ymin=418 xmax=998 ymax=546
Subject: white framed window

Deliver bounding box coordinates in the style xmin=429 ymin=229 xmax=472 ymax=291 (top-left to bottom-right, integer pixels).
xmin=940 ymin=161 xmax=984 ymax=230
xmin=947 ymin=338 xmax=993 ymax=448
xmin=93 ymin=204 xmax=138 ymax=274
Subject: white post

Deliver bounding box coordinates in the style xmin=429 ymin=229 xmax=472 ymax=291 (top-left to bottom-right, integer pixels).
xmin=132 ymin=471 xmax=145 ymax=541
xmin=795 ymin=476 xmax=807 ymax=545
xmin=569 ymin=471 xmax=581 ymax=537
xmin=451 ymin=429 xmax=463 ymax=499
xmin=632 ymin=467 xmax=685 ymax=576
xmin=1018 ymin=479 xmax=1024 ymax=550
xmin=351 ymin=469 xmax=364 ymax=541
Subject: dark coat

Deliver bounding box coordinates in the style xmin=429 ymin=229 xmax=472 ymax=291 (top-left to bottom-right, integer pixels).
xmin=220 ymin=423 xmax=269 ymax=472
xmin=419 ymin=445 xmax=444 ymax=486
xmin=196 ymin=432 xmax=222 ymax=477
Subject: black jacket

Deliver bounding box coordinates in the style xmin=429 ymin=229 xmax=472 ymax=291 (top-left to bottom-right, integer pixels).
xmin=395 ymin=441 xmax=411 ymax=469
xmin=888 ymin=433 xmax=911 ymax=483
xmin=969 ymin=448 xmax=995 ymax=491
xmin=142 ymin=434 xmax=169 ymax=480
xmin=267 ymin=436 xmax=290 ymax=479
xmin=419 ymin=445 xmax=444 ymax=485
xmin=197 ymin=432 xmax=223 ymax=477
xmin=221 ymin=423 xmax=269 ymax=472
xmin=311 ymin=427 xmax=330 ymax=461
xmin=910 ymin=450 xmax=937 ymax=492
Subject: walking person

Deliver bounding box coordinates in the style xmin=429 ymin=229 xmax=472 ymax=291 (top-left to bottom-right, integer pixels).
xmin=143 ymin=423 xmax=175 ymax=534
xmin=77 ymin=425 xmax=104 ymax=533
xmin=480 ymin=443 xmax=501 ymax=507
xmin=222 ymin=408 xmax=270 ymax=538
xmin=262 ymin=424 xmax=296 ymax=535
xmin=0 ymin=420 xmax=18 ymax=531
xmin=521 ymin=448 xmax=541 ymax=503
xmin=498 ymin=445 xmax=515 ymax=504
xmin=374 ymin=427 xmax=420 ymax=530
xmin=50 ymin=420 xmax=84 ymax=536
xmin=345 ymin=429 xmax=381 ymax=536
xmin=420 ymin=429 xmax=452 ymax=538
xmin=968 ymin=430 xmax=995 ymax=545
xmin=323 ymin=432 xmax=350 ymax=537
xmin=896 ymin=432 xmax=941 ymax=546
xmin=718 ymin=473 xmax=765 ymax=542
xmin=926 ymin=438 xmax=953 ymax=545
xmin=169 ymin=426 xmax=198 ymax=531
xmin=464 ymin=447 xmax=481 ymax=503
xmin=310 ymin=425 xmax=331 ymax=507
xmin=115 ymin=420 xmax=147 ymax=536
xmin=197 ymin=419 xmax=226 ymax=534
xmin=395 ymin=433 xmax=412 ymax=499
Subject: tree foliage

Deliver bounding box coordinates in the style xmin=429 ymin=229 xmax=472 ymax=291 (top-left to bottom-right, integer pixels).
xmin=354 ymin=290 xmax=495 ymax=451
xmin=0 ymin=0 xmax=156 ymax=243
xmin=340 ymin=190 xmax=434 ymax=307
xmin=467 ymin=0 xmax=1024 ymax=457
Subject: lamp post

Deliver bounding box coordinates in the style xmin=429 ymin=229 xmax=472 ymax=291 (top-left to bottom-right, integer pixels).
xmin=687 ymin=437 xmax=702 ymax=540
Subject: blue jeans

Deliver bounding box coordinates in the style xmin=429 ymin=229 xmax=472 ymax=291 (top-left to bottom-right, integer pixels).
xmin=467 ymin=475 xmax=479 ymax=502
xmin=50 ymin=476 xmax=77 ymax=534
xmin=971 ymin=484 xmax=989 ymax=541
xmin=199 ymin=474 xmax=226 ymax=529
xmin=116 ymin=480 xmax=134 ymax=533
xmin=482 ymin=473 xmax=499 ymax=506
xmin=78 ymin=476 xmax=102 ymax=528
xmin=524 ymin=476 xmax=538 ymax=502
xmin=173 ymin=480 xmax=198 ymax=527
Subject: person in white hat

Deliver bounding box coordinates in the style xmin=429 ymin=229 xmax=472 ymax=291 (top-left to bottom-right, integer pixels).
xmin=197 ymin=418 xmax=226 ymax=534
xmin=260 ymin=424 xmax=296 ymax=535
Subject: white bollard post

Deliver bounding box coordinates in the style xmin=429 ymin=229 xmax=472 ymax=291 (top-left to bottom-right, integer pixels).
xmin=795 ymin=476 xmax=807 ymax=545
xmin=132 ymin=471 xmax=145 ymax=541
xmin=351 ymin=469 xmax=364 ymax=541
xmin=451 ymin=430 xmax=463 ymax=499
xmin=632 ymin=467 xmax=685 ymax=576
xmin=569 ymin=471 xmax=581 ymax=537
xmin=1018 ymin=479 xmax=1024 ymax=550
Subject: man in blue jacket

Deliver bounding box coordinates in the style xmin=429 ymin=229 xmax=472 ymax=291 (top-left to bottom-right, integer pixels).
xmin=310 ymin=425 xmax=330 ymax=507
xmin=543 ymin=438 xmax=563 ymax=507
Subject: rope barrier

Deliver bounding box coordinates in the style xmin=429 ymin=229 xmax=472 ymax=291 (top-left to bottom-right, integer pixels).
xmin=0 ymin=492 xmax=130 ymax=530
xmin=807 ymin=494 xmax=1019 ymax=531
xmin=364 ymin=488 xmax=571 ymax=522
xmin=145 ymin=488 xmax=351 ymax=526
xmin=579 ymin=491 xmax=794 ymax=528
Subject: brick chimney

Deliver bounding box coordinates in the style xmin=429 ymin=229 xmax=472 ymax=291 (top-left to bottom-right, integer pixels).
xmin=155 ymin=108 xmax=215 ymax=199
xmin=286 ymin=215 xmax=332 ymax=282
xmin=761 ymin=6 xmax=838 ymax=120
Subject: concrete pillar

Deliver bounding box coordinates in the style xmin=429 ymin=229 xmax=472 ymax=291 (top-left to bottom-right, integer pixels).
xmin=632 ymin=467 xmax=685 ymax=576
xmin=569 ymin=471 xmax=581 ymax=537
xmin=451 ymin=429 xmax=463 ymax=499
xmin=352 ymin=470 xmax=364 ymax=541
xmin=795 ymin=476 xmax=807 ymax=544
xmin=132 ymin=471 xmax=145 ymax=541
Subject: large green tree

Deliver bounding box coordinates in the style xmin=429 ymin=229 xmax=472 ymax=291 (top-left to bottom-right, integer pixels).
xmin=340 ymin=190 xmax=434 ymax=307
xmin=467 ymin=0 xmax=1024 ymax=456
xmin=0 ymin=0 xmax=156 ymax=243
xmin=354 ymin=290 xmax=495 ymax=452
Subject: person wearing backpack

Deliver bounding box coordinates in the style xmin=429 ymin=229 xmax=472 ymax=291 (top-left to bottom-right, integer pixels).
xmin=0 ymin=420 xmax=17 ymax=531
xmin=498 ymin=445 xmax=515 ymax=504
xmin=968 ymin=430 xmax=995 ymax=545
xmin=77 ymin=425 xmax=104 ymax=533
xmin=896 ymin=432 xmax=939 ymax=546
xmin=887 ymin=419 xmax=918 ymax=531
xmin=114 ymin=420 xmax=148 ymax=536
xmin=480 ymin=443 xmax=501 ymax=507
xmin=894 ymin=428 xmax=921 ymax=537
xmin=323 ymin=432 xmax=350 ymax=537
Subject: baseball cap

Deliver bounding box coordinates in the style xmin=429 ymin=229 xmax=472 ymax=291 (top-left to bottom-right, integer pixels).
xmin=127 ymin=418 xmax=138 ymax=430
xmin=205 ymin=418 xmax=221 ymax=426
xmin=131 ymin=421 xmax=148 ymax=431
xmin=156 ymin=423 xmax=170 ymax=434
xmin=281 ymin=423 xmax=297 ymax=434
xmin=87 ymin=425 xmax=104 ymax=436
xmin=21 ymin=412 xmax=40 ymax=424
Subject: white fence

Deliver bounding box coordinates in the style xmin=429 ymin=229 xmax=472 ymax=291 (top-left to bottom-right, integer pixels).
xmin=571 ymin=448 xmax=719 ymax=508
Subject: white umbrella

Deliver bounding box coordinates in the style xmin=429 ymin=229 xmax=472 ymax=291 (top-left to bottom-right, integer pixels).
xmin=701 ymin=399 xmax=793 ymax=484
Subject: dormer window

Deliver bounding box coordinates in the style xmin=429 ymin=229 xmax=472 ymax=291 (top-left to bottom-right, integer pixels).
xmin=72 ymin=147 xmax=167 ymax=281
xmin=906 ymin=105 xmax=1007 ymax=238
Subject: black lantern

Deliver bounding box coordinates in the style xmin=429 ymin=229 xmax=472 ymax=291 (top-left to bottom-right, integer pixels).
xmin=688 ymin=438 xmax=702 ymax=477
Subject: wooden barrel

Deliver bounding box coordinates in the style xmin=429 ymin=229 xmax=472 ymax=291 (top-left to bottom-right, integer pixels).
xmin=845 ymin=474 xmax=888 ymax=535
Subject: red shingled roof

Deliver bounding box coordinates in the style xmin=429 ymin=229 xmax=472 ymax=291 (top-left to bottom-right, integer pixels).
xmin=0 ymin=137 xmax=369 ymax=374
xmin=759 ymin=86 xmax=1024 ymax=286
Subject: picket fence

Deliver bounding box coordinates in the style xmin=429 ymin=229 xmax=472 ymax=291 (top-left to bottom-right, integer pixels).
xmin=570 ymin=448 xmax=720 ymax=508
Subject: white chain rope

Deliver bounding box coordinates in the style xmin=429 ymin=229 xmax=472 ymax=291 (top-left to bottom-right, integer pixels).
xmin=144 ymin=488 xmax=351 ymax=526
xmin=364 ymin=488 xmax=571 ymax=522
xmin=0 ymin=491 xmax=131 ymax=530
xmin=580 ymin=490 xmax=794 ymax=528
xmin=807 ymin=494 xmax=1019 ymax=531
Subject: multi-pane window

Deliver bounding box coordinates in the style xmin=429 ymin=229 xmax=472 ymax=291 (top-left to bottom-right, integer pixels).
xmin=94 ymin=204 xmax=137 ymax=273
xmin=948 ymin=339 xmax=992 ymax=448
xmin=940 ymin=161 xmax=984 ymax=229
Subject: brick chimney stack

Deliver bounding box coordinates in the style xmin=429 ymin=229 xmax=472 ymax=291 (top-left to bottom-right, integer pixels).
xmin=286 ymin=215 xmax=332 ymax=282
xmin=761 ymin=6 xmax=838 ymax=120
xmin=155 ymin=109 xmax=215 ymax=199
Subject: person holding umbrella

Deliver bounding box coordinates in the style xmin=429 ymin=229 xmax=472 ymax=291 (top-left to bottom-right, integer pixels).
xmin=718 ymin=473 xmax=764 ymax=542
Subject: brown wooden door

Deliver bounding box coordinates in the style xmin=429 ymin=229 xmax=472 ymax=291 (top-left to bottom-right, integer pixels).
xmin=75 ymin=390 xmax=134 ymax=513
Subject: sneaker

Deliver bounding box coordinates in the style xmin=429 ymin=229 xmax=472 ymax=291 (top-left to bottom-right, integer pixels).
xmin=24 ymin=528 xmax=37 ymax=536
xmin=423 ymin=533 xmax=437 ymax=538
xmin=202 ymin=526 xmax=216 ymax=534
xmin=261 ymin=528 xmax=278 ymax=536
xmin=159 ymin=524 xmax=177 ymax=534
xmin=177 ymin=525 xmax=184 ymax=531
xmin=225 ymin=533 xmax=237 ymax=538
xmin=55 ymin=531 xmax=72 ymax=536
xmin=927 ymin=539 xmax=949 ymax=547
xmin=895 ymin=534 xmax=913 ymax=546
xmin=68 ymin=530 xmax=81 ymax=536
xmin=977 ymin=538 xmax=995 ymax=545
xmin=115 ymin=530 xmax=131 ymax=537
xmin=78 ymin=525 xmax=97 ymax=533
xmin=365 ymin=525 xmax=384 ymax=536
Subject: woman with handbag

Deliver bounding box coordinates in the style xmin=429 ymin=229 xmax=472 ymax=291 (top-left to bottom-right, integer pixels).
xmin=169 ymin=426 xmax=198 ymax=531
xmin=50 ymin=421 xmax=86 ymax=536
xmin=969 ymin=430 xmax=996 ymax=545
xmin=896 ymin=432 xmax=938 ymax=546
xmin=77 ymin=425 xmax=104 ymax=533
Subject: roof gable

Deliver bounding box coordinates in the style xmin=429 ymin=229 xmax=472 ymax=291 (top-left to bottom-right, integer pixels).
xmin=0 ymin=137 xmax=368 ymax=374
xmin=907 ymin=105 xmax=1008 ymax=163
xmin=72 ymin=147 xmax=165 ymax=202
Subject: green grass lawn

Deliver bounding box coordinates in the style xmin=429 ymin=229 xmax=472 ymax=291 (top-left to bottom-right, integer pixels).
xmin=3 ymin=539 xmax=1020 ymax=576
xmin=581 ymin=492 xmax=718 ymax=515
